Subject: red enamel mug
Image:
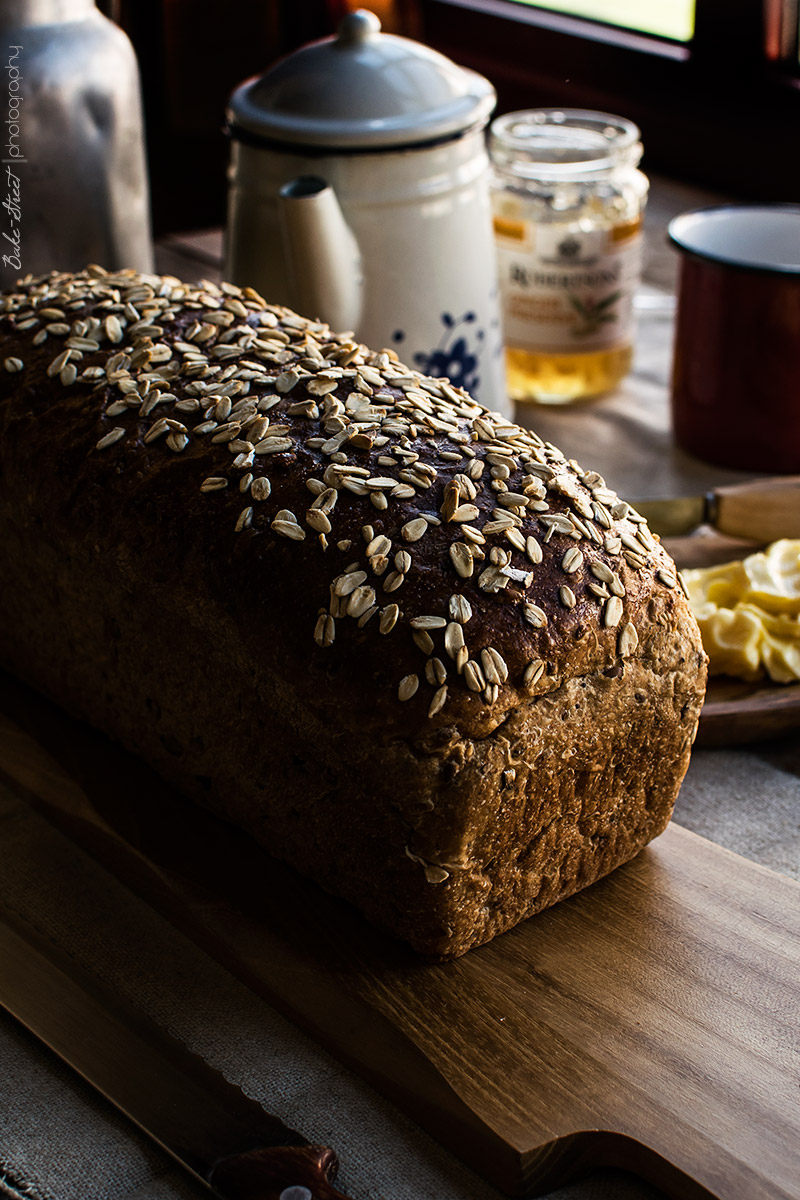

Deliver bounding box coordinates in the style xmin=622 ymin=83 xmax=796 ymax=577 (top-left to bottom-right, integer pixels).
xmin=669 ymin=204 xmax=800 ymax=473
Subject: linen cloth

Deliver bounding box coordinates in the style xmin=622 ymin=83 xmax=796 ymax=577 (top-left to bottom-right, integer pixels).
xmin=1 ymin=205 xmax=798 ymax=1200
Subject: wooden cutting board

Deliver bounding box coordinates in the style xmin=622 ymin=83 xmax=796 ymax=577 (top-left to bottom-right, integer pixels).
xmin=0 ymin=674 xmax=798 ymax=1200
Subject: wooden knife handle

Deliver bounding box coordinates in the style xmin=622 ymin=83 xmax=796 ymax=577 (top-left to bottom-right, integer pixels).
xmin=710 ymin=475 xmax=800 ymax=542
xmin=208 ymin=1144 xmax=353 ymax=1200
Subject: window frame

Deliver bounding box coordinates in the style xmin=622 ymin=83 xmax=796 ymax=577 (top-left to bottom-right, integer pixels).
xmin=416 ymin=0 xmax=800 ymax=200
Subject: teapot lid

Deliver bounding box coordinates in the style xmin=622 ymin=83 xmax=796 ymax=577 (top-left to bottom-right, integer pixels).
xmin=228 ymin=9 xmax=496 ymax=150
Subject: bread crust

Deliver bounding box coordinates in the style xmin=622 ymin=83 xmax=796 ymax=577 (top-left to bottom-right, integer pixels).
xmin=0 ymin=268 xmax=707 ymax=956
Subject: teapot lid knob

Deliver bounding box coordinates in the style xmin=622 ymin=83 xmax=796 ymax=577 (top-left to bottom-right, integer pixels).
xmin=336 ymin=9 xmax=381 ymax=46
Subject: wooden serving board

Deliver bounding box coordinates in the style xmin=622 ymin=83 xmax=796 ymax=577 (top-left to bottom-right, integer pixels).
xmin=1 ymin=674 xmax=798 ymax=1200
xmin=698 ymin=677 xmax=800 ymax=746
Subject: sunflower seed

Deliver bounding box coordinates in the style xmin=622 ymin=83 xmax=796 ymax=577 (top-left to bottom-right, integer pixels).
xmin=104 ymin=314 xmax=124 ymax=343
xmin=559 ymin=585 xmax=577 ymax=609
xmin=383 ymin=571 xmax=405 ymax=592
xmin=481 ymin=646 xmax=508 ymax=685
xmin=523 ymin=659 xmax=545 ymax=687
xmin=347 ymin=585 xmax=377 ymax=618
xmin=272 ymin=510 xmax=305 ymax=540
xmin=604 ymin=595 xmax=624 ymax=627
xmin=448 ymin=594 xmax=472 ymax=624
xmin=143 ymin=418 xmax=169 ymax=443
xmin=314 ymin=612 xmax=335 ymax=647
xmin=367 ymin=534 xmax=392 ymax=558
xmin=254 ymin=436 xmax=293 ymax=455
xmin=402 ymin=518 xmax=429 ymax=542
xmin=235 ymin=506 xmax=253 ymax=532
xmin=618 ymin=622 xmax=638 ymax=656
xmin=250 ymin=476 xmax=271 ymax=501
xmin=562 ymin=547 xmax=584 ymax=573
xmin=449 ymin=542 xmax=474 ymax=578
xmin=379 ymin=604 xmax=400 ymax=634
xmin=3 ymin=356 xmax=23 ymax=372
xmin=522 ymin=603 xmax=548 ymax=628
xmin=657 ymin=568 xmax=677 ymax=588
xmin=200 ymin=476 xmax=228 ymax=492
xmin=310 ymin=487 xmax=337 ymax=513
xmin=95 ymin=427 xmax=125 ymax=450
xmin=428 ymin=685 xmax=448 ymax=718
xmin=526 ymin=536 xmax=543 ymax=565
xmin=425 ymin=657 xmax=447 ymax=686
xmin=450 ymin=503 xmax=481 ymax=523
xmin=409 ymin=615 xmax=447 ymax=631
xmin=444 ymin=621 xmax=465 ymax=660
xmin=47 ymin=349 xmax=72 ymax=377
xmin=463 ymin=660 xmax=485 ymax=692
xmin=413 ymin=629 xmax=435 ymax=655
xmin=306 ymin=508 xmax=332 ymax=534
xmin=333 ymin=570 xmax=368 ymax=597
xmin=398 ymin=674 xmax=419 ymax=701
xmin=394 ymin=549 xmax=411 ymax=574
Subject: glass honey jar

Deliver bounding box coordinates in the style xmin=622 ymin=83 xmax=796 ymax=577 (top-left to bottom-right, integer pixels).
xmin=489 ymin=109 xmax=649 ymax=405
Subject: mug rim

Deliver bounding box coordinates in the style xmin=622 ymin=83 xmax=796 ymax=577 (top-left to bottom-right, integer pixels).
xmin=668 ymin=203 xmax=800 ymax=276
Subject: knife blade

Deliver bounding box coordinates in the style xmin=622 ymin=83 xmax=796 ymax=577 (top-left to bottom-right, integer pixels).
xmin=0 ymin=903 xmax=353 ymax=1200
xmin=630 ymin=475 xmax=800 ymax=541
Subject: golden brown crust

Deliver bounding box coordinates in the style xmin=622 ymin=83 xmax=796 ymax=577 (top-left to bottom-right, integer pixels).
xmin=0 ymin=268 xmax=707 ymax=956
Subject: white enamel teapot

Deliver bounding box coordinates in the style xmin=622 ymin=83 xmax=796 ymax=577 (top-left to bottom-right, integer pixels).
xmin=224 ymin=9 xmax=509 ymax=416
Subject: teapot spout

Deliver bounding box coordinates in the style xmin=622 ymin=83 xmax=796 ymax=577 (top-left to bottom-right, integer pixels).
xmin=278 ymin=176 xmax=363 ymax=333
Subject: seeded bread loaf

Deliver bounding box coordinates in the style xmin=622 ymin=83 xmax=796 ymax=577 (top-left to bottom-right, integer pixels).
xmin=0 ymin=267 xmax=707 ymax=958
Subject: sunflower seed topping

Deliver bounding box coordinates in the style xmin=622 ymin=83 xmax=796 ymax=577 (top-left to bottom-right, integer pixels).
xmin=95 ymin=426 xmax=125 ymax=450
xmin=398 ymin=674 xmax=419 ymax=701
xmin=481 ymin=646 xmax=508 ymax=685
xmin=379 ymin=604 xmax=400 ymax=634
xmin=618 ymin=622 xmax=639 ymax=656
xmin=271 ymin=509 xmax=305 ymax=540
xmin=425 ymin=657 xmax=447 ymax=686
xmin=604 ymin=595 xmax=624 ymax=627
xmin=412 ymin=629 xmax=435 ymax=655
xmin=401 ymin=517 xmax=428 ymax=542
xmin=562 ymin=547 xmax=584 ymax=573
xmin=200 ymin=476 xmax=228 ymax=492
xmin=522 ymin=603 xmax=548 ymax=628
xmin=409 ymin=615 xmax=447 ymax=631
xmin=523 ymin=659 xmax=545 ymax=687
xmin=463 ymin=660 xmax=485 ymax=692
xmin=314 ymin=612 xmax=335 ymax=647
xmin=1 ymin=266 xmax=689 ymax=715
xmin=448 ymin=594 xmax=472 ymax=624
xmin=449 ymin=542 xmax=474 ymax=579
xmin=250 ymin=476 xmax=272 ymax=501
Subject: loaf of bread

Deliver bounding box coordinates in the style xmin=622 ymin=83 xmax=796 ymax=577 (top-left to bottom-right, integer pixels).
xmin=0 ymin=267 xmax=706 ymax=957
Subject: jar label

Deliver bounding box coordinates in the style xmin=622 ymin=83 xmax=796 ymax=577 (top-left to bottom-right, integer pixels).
xmin=493 ymin=218 xmax=642 ymax=354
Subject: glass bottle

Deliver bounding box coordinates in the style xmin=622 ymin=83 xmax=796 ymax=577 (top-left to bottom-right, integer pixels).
xmin=0 ymin=0 xmax=153 ymax=286
xmin=489 ymin=109 xmax=648 ymax=405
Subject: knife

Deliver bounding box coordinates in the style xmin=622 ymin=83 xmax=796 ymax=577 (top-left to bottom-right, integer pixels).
xmin=630 ymin=475 xmax=800 ymax=541
xmin=0 ymin=903 xmax=354 ymax=1200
